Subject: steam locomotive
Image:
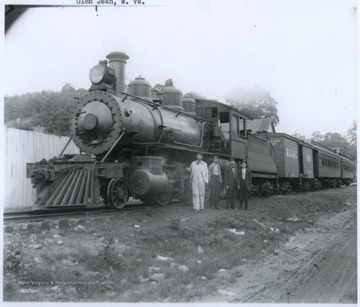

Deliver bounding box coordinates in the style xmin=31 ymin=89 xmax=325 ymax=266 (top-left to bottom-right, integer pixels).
xmin=26 ymin=51 xmax=356 ymax=209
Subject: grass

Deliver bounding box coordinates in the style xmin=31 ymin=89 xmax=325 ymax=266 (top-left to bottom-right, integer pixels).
xmin=3 ymin=188 xmax=355 ymax=302
xmin=117 ymin=214 xmax=273 ymax=301
xmin=2 ymin=215 xmax=295 ymax=301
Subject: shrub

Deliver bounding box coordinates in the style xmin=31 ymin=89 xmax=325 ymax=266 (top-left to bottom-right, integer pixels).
xmin=4 ymin=238 xmax=23 ymax=274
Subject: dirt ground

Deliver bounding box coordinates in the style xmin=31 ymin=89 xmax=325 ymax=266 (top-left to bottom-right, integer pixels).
xmin=3 ymin=186 xmax=357 ymax=303
xmin=198 ymin=189 xmax=357 ymax=303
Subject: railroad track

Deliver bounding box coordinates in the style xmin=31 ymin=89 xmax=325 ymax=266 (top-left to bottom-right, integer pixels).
xmin=4 ymin=187 xmax=346 ymax=223
xmin=4 ymin=206 xmax=114 ymax=223
xmin=3 ymin=199 xmax=186 ymax=223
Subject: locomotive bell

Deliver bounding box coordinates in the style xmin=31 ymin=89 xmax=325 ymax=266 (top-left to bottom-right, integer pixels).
xmin=128 ymin=76 xmax=152 ymax=99
xmin=162 ymin=80 xmax=184 ymax=111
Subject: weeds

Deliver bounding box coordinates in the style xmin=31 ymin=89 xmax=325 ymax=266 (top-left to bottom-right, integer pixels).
xmin=4 ymin=189 xmax=353 ymax=302
xmin=205 ymin=215 xmax=245 ymax=230
xmin=87 ymin=221 xmax=126 ymax=272
xmin=260 ymin=229 xmax=281 ymax=241
xmin=4 ymin=239 xmax=23 ymax=274
xmin=130 ymin=214 xmax=270 ymax=301
xmin=3 ymin=236 xmax=26 ymax=301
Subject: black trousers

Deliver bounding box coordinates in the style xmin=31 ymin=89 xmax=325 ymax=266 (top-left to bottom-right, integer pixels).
xmin=226 ymin=185 xmax=238 ymax=209
xmin=239 ymin=186 xmax=248 ymax=209
xmin=210 ymin=175 xmax=221 ymax=208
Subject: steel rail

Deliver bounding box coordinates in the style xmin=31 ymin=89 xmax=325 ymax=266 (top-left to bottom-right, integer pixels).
xmin=3 ymin=200 xmax=185 ymax=223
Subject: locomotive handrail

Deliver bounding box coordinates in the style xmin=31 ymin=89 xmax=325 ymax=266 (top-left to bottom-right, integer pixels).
xmin=251 ymin=132 xmax=276 ymax=161
xmin=131 ymin=141 xmax=209 ymax=154
xmin=263 ymin=131 xmax=276 ymax=160
xmin=100 ymin=129 xmax=126 ymax=163
xmin=58 ymin=136 xmax=73 ymax=157
xmin=121 ymin=92 xmax=213 ymax=124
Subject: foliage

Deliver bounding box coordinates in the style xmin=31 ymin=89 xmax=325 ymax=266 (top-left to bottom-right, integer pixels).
xmin=292 ymin=132 xmax=306 ymax=140
xmin=347 ymin=120 xmax=357 ymax=148
xmin=310 ymin=129 xmax=357 ymax=161
xmin=99 ymin=222 xmax=125 ymax=271
xmin=4 ymin=84 xmax=87 ymax=136
xmin=205 ymin=215 xmax=246 ymax=230
xmin=88 ymin=220 xmax=125 ymax=272
xmin=293 ymin=122 xmax=357 ymax=161
xmin=225 ymin=85 xmax=280 ymax=126
xmin=322 ymin=132 xmax=349 ymax=149
xmin=311 ymin=131 xmax=323 ymax=142
xmin=4 ymin=238 xmax=23 ymax=274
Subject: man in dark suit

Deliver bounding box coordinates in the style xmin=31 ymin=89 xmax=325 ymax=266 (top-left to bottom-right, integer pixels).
xmin=239 ymin=161 xmax=251 ymax=210
xmin=224 ymin=158 xmax=240 ymax=210
xmin=208 ymin=155 xmax=222 ymax=209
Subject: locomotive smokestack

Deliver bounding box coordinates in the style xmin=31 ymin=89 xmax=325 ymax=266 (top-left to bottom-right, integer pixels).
xmin=106 ymin=51 xmax=129 ymax=95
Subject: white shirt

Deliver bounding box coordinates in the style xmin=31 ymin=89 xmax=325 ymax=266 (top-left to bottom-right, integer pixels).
xmin=189 ymin=160 xmax=209 ymax=184
xmin=210 ymin=163 xmax=220 ymax=176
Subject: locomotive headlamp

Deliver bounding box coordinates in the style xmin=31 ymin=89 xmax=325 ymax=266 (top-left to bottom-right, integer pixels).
xmin=89 ymin=63 xmax=115 ymax=86
xmin=90 ymin=65 xmax=105 ymax=84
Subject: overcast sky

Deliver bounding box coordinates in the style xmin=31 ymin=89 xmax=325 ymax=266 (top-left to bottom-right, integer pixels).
xmin=3 ymin=0 xmax=359 ymax=138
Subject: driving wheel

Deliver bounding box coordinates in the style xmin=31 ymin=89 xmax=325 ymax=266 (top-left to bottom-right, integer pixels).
xmin=107 ymin=178 xmax=129 ymax=210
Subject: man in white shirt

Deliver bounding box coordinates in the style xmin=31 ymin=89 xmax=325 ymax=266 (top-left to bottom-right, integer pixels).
xmin=188 ymin=153 xmax=209 ymax=213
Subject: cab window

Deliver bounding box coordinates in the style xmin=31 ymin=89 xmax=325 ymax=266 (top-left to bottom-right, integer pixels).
xmin=232 ymin=114 xmax=246 ymax=138
xmin=205 ymin=107 xmax=218 ymax=121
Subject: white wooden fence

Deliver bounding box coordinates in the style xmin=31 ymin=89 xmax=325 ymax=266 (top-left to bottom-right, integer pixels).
xmin=4 ymin=128 xmax=80 ymax=210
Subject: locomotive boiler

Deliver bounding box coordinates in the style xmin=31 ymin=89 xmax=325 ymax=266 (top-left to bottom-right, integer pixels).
xmin=72 ymin=52 xmax=211 ymax=157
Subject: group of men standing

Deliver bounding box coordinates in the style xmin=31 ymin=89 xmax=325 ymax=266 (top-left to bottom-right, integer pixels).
xmin=188 ymin=153 xmax=251 ymax=213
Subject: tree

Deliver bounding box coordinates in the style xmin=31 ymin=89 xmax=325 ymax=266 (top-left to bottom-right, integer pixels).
xmin=314 ymin=131 xmax=355 ymax=160
xmin=4 ymin=84 xmax=87 ymax=136
xmin=346 ymin=120 xmax=357 ymax=161
xmin=322 ymin=132 xmax=348 ymax=149
xmin=347 ymin=120 xmax=357 ymax=147
xmin=311 ymin=131 xmax=324 ymax=142
xmin=292 ymin=132 xmax=306 ymax=140
xmin=296 ymin=126 xmax=356 ymax=160
xmin=225 ymin=85 xmax=280 ymax=126
xmin=61 ymin=83 xmax=76 ymax=94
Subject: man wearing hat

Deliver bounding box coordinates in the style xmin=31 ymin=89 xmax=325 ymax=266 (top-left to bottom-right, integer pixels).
xmin=224 ymin=158 xmax=240 ymax=210
xmin=208 ymin=155 xmax=222 ymax=209
xmin=239 ymin=161 xmax=251 ymax=210
xmin=188 ymin=153 xmax=209 ymax=213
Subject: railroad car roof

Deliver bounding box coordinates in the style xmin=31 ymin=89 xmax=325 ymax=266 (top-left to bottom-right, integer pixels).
xmin=310 ymin=141 xmax=355 ymax=163
xmin=339 ymin=155 xmax=356 ymax=164
xmin=255 ymin=132 xmax=314 ymax=148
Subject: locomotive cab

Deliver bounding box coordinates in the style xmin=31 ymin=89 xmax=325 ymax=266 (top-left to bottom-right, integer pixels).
xmin=193 ymin=99 xmax=249 ymax=160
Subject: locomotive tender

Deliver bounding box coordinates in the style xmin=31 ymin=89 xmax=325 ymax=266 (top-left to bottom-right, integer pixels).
xmin=26 ymin=51 xmax=355 ymax=209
